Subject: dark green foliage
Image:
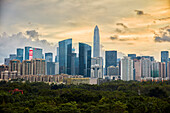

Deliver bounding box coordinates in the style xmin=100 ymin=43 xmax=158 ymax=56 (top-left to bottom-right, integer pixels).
xmin=0 ymin=80 xmax=170 ymax=113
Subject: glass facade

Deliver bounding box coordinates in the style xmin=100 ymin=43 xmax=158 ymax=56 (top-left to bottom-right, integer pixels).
xmin=25 ymin=46 xmax=32 ymax=60
xmin=46 ymin=62 xmax=55 ymax=75
xmin=59 ymin=39 xmax=72 ymax=74
xmin=17 ymin=48 xmax=24 ymax=62
xmin=79 ymin=43 xmax=91 ymax=77
xmin=33 ymin=48 xmax=43 ymax=59
xmin=45 ymin=53 xmax=53 ymax=62
xmin=105 ymin=51 xmax=117 ymax=75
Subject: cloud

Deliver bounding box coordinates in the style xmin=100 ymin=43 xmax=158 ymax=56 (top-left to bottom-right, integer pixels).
xmin=110 ymin=35 xmax=118 ymax=40
xmin=116 ymin=23 xmax=128 ymax=28
xmin=154 ymin=26 xmax=170 ymax=42
xmin=158 ymin=17 xmax=170 ymax=21
xmin=134 ymin=10 xmax=144 ymax=15
xmin=26 ymin=30 xmax=39 ymax=39
xmin=0 ymin=31 xmax=57 ymax=64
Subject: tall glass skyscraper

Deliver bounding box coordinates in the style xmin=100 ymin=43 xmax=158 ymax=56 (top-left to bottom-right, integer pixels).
xmin=79 ymin=43 xmax=91 ymax=77
xmin=128 ymin=54 xmax=136 ymax=60
xmin=161 ymin=51 xmax=169 ymax=63
xmin=25 ymin=46 xmax=32 ymax=60
xmin=45 ymin=52 xmax=53 ymax=62
xmin=105 ymin=51 xmax=117 ymax=75
xmin=17 ymin=48 xmax=24 ymax=62
xmin=93 ymin=25 xmax=100 ymax=57
xmin=59 ymin=39 xmax=72 ymax=74
xmin=161 ymin=51 xmax=169 ymax=77
xmin=33 ymin=48 xmax=43 ymax=59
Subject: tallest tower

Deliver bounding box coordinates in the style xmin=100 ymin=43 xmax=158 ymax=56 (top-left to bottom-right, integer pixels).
xmin=93 ymin=25 xmax=100 ymax=57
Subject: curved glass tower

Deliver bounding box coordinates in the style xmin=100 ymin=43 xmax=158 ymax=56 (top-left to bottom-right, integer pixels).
xmin=93 ymin=25 xmax=100 ymax=57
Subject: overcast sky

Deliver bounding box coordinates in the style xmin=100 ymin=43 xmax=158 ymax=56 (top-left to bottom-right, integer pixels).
xmin=0 ymin=0 xmax=170 ymax=63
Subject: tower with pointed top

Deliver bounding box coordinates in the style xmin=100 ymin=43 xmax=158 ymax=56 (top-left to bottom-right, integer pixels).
xmin=93 ymin=25 xmax=100 ymax=57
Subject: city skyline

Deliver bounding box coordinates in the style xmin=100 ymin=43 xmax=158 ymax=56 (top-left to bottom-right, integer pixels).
xmin=0 ymin=0 xmax=170 ymax=63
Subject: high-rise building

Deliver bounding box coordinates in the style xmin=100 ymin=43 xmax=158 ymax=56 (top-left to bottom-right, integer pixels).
xmin=22 ymin=60 xmax=32 ymax=75
xmin=79 ymin=43 xmax=91 ymax=77
xmin=17 ymin=48 xmax=24 ymax=62
xmin=59 ymin=39 xmax=72 ymax=74
xmin=9 ymin=54 xmax=17 ymax=60
xmin=45 ymin=52 xmax=53 ymax=62
xmin=55 ymin=62 xmax=59 ymax=75
xmin=121 ymin=56 xmax=133 ymax=81
xmin=161 ymin=51 xmax=169 ymax=77
xmin=31 ymin=59 xmax=45 ymax=75
xmin=0 ymin=65 xmax=8 ymax=79
xmin=71 ymin=53 xmax=76 ymax=75
xmin=151 ymin=61 xmax=159 ymax=78
xmin=25 ymin=46 xmax=32 ymax=60
xmin=159 ymin=62 xmax=166 ymax=78
xmin=91 ymin=57 xmax=103 ymax=78
xmin=46 ymin=62 xmax=55 ymax=75
xmin=161 ymin=51 xmax=169 ymax=63
xmin=107 ymin=66 xmax=119 ymax=76
xmin=167 ymin=62 xmax=170 ymax=79
xmin=128 ymin=54 xmax=136 ymax=60
xmin=4 ymin=58 xmax=10 ymax=66
xmin=134 ymin=59 xmax=141 ymax=81
xmin=33 ymin=48 xmax=43 ymax=59
xmin=141 ymin=58 xmax=151 ymax=78
xmin=9 ymin=59 xmax=21 ymax=76
xmin=93 ymin=25 xmax=100 ymax=57
xmin=105 ymin=51 xmax=117 ymax=75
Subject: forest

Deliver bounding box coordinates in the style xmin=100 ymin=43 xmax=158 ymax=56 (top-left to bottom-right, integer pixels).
xmin=0 ymin=80 xmax=170 ymax=113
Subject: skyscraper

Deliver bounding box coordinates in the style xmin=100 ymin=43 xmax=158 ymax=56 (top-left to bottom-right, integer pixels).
xmin=9 ymin=54 xmax=17 ymax=60
xmin=121 ymin=56 xmax=133 ymax=81
xmin=141 ymin=58 xmax=151 ymax=78
xmin=59 ymin=39 xmax=72 ymax=74
xmin=33 ymin=48 xmax=43 ymax=59
xmin=105 ymin=51 xmax=117 ymax=75
xmin=91 ymin=57 xmax=103 ymax=78
xmin=46 ymin=62 xmax=55 ymax=75
xmin=93 ymin=25 xmax=100 ymax=57
xmin=22 ymin=60 xmax=32 ymax=75
xmin=161 ymin=51 xmax=169 ymax=63
xmin=79 ymin=43 xmax=91 ymax=77
xmin=45 ymin=52 xmax=53 ymax=62
xmin=25 ymin=46 xmax=32 ymax=60
xmin=17 ymin=48 xmax=24 ymax=62
xmin=128 ymin=54 xmax=136 ymax=60
xmin=31 ymin=58 xmax=45 ymax=75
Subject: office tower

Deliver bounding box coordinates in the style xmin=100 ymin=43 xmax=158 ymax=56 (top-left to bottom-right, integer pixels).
xmin=25 ymin=46 xmax=32 ymax=60
xmin=159 ymin=62 xmax=166 ymax=78
xmin=151 ymin=61 xmax=159 ymax=78
xmin=59 ymin=39 xmax=72 ymax=74
xmin=134 ymin=59 xmax=141 ymax=81
xmin=9 ymin=54 xmax=17 ymax=60
xmin=55 ymin=62 xmax=59 ymax=75
xmin=91 ymin=57 xmax=103 ymax=78
xmin=161 ymin=51 xmax=169 ymax=63
xmin=45 ymin=52 xmax=53 ymax=62
xmin=17 ymin=48 xmax=24 ymax=62
xmin=4 ymin=58 xmax=10 ymax=66
xmin=121 ymin=56 xmax=133 ymax=81
xmin=167 ymin=62 xmax=170 ymax=79
xmin=107 ymin=66 xmax=119 ymax=76
xmin=46 ymin=62 xmax=55 ymax=75
xmin=93 ymin=25 xmax=100 ymax=57
xmin=9 ymin=59 xmax=21 ymax=76
xmin=79 ymin=43 xmax=91 ymax=77
xmin=128 ymin=54 xmax=136 ymax=60
xmin=71 ymin=53 xmax=76 ymax=75
xmin=75 ymin=57 xmax=79 ymax=75
xmin=31 ymin=59 xmax=45 ymax=75
xmin=105 ymin=51 xmax=117 ymax=75
xmin=22 ymin=60 xmax=32 ymax=75
xmin=33 ymin=48 xmax=43 ymax=59
xmin=55 ymin=56 xmax=58 ymax=63
xmin=56 ymin=47 xmax=59 ymax=61
xmin=141 ymin=58 xmax=151 ymax=78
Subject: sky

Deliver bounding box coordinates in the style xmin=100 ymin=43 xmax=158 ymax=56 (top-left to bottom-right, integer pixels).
xmin=0 ymin=0 xmax=170 ymax=63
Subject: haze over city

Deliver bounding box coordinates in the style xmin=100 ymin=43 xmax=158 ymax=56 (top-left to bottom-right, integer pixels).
xmin=0 ymin=0 xmax=170 ymax=63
